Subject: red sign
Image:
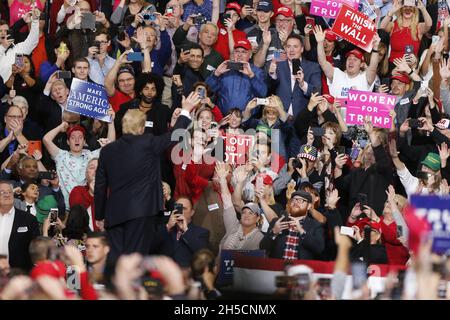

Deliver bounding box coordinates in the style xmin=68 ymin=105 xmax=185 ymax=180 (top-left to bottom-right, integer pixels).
xmin=222 ymin=133 xmax=254 ymax=165
xmin=331 ymin=4 xmax=376 ymax=52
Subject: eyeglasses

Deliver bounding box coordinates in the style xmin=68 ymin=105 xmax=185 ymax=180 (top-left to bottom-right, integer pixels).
xmin=0 ymin=190 xmax=13 ymax=196
xmin=97 ymin=40 xmax=108 ymax=44
xmin=118 ymin=78 xmax=134 ymax=83
xmin=291 ymin=197 xmax=307 ymax=204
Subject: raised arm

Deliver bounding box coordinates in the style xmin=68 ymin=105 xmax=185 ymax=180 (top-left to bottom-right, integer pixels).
xmin=104 ymin=51 xmax=130 ymax=97
xmin=313 ymin=26 xmax=334 ymax=82
xmin=231 ymin=165 xmax=248 ymax=213
xmin=417 ymin=0 xmax=432 ymax=35
xmin=43 ymin=122 xmax=67 ymax=159
xmin=380 ymin=0 xmax=401 ymax=32
xmin=366 ymin=35 xmax=381 ymax=86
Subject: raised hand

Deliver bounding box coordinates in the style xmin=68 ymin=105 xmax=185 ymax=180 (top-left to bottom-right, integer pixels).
xmin=439 ymin=59 xmax=450 ymax=80
xmin=215 ymin=162 xmax=230 ymax=180
xmin=181 ymin=91 xmax=201 ymax=112
xmin=313 ymin=25 xmax=325 ymax=42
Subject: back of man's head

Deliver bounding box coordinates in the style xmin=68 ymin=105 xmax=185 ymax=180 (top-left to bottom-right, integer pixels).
xmin=122 ymin=109 xmax=146 ymax=135
xmin=29 ymin=237 xmax=54 ymax=264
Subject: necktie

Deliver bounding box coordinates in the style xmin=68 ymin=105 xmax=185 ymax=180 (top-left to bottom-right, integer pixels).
xmin=26 ymin=205 xmax=32 ymax=214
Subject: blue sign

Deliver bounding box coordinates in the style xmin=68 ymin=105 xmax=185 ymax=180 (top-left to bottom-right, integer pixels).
xmin=67 ymin=78 xmax=112 ymax=122
xmin=410 ymin=195 xmax=450 ymax=255
xmin=216 ymin=250 xmax=265 ymax=287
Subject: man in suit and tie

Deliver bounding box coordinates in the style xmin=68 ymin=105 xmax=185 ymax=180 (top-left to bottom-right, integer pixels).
xmin=154 ymin=197 xmax=209 ymax=268
xmin=94 ymin=92 xmax=200 ymax=263
xmin=260 ymin=191 xmax=324 ymax=260
xmin=268 ymin=34 xmax=322 ymax=119
xmin=0 ymin=181 xmax=40 ymax=271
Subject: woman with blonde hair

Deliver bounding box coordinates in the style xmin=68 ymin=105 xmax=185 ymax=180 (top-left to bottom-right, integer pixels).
xmin=381 ymin=0 xmax=432 ymax=65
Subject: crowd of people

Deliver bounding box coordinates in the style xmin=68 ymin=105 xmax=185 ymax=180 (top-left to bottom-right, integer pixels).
xmin=0 ymin=0 xmax=449 ymax=300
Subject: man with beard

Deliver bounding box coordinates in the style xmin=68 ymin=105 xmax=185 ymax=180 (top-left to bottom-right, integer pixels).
xmin=260 ymin=190 xmax=324 ymax=260
xmin=114 ymin=73 xmax=172 ymax=137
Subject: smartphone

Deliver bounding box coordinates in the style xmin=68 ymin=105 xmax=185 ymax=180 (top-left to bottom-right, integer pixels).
xmin=166 ymin=6 xmax=174 ymax=14
xmin=273 ymin=50 xmax=281 ymax=60
xmin=227 ymin=61 xmax=244 ymax=71
xmin=292 ymin=58 xmax=301 ymax=75
xmin=340 ymin=226 xmax=355 ymax=237
xmin=335 ymin=146 xmax=346 ymax=155
xmin=397 ymin=225 xmax=403 ymax=238
xmin=127 ymin=52 xmax=144 ymax=62
xmin=404 ymin=45 xmax=414 ymax=55
xmin=27 ymin=140 xmax=42 ymax=157
xmin=403 ymin=0 xmax=417 ymax=6
xmin=192 ymin=14 xmax=207 ymax=25
xmin=15 ymin=54 xmax=24 ymax=68
xmin=174 ymin=203 xmax=183 ymax=215
xmin=143 ymin=13 xmax=156 ymax=21
xmin=57 ymin=71 xmax=72 ymax=79
xmin=222 ymin=13 xmax=231 ymax=25
xmin=305 ymin=17 xmax=316 ymax=33
xmin=432 ymin=35 xmax=441 ymax=44
xmin=283 ymin=211 xmax=290 ymax=222
xmin=409 ymin=119 xmax=423 ymax=129
xmin=38 ymin=171 xmax=56 ymax=180
xmin=92 ymin=40 xmax=101 ymax=51
xmin=49 ymin=208 xmax=59 ymax=223
xmin=351 ymin=262 xmax=367 ymax=290
xmin=81 ymin=12 xmax=96 ymax=30
xmin=256 ymin=98 xmax=269 ymax=106
xmin=198 ymin=87 xmax=206 ymax=99
xmin=311 ymin=127 xmax=325 ymax=137
xmin=350 ymin=146 xmax=360 ymax=160
xmin=357 ymin=193 xmax=368 ymax=209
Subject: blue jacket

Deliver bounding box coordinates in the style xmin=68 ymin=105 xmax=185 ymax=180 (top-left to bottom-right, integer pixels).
xmin=206 ymin=64 xmax=267 ymax=114
xmin=271 ymin=59 xmax=322 ymax=118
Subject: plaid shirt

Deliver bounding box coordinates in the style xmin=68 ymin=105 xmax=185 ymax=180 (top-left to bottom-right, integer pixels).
xmin=182 ymin=0 xmax=213 ymax=22
xmin=283 ymin=225 xmax=301 ymax=260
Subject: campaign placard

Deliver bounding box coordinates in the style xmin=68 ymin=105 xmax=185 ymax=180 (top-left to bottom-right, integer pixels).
xmin=410 ymin=195 xmax=450 ymax=255
xmin=310 ymin=0 xmax=360 ymax=19
xmin=345 ymin=90 xmax=396 ymax=128
xmin=331 ymin=4 xmax=376 ymax=52
xmin=67 ymin=78 xmax=112 ymax=122
xmin=222 ymin=133 xmax=254 ymax=165
xmin=216 ymin=250 xmax=266 ymax=286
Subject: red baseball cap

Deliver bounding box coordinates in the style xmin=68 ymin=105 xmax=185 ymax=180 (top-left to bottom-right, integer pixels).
xmin=345 ymin=49 xmax=365 ymax=62
xmin=322 ymin=94 xmax=335 ymax=104
xmin=325 ymin=29 xmax=337 ymax=42
xmin=225 ymin=2 xmax=241 ymax=15
xmin=234 ymin=38 xmax=251 ymax=50
xmin=67 ymin=125 xmax=86 ymax=138
xmin=275 ymin=6 xmax=294 ymax=18
xmin=391 ymin=72 xmax=410 ymax=84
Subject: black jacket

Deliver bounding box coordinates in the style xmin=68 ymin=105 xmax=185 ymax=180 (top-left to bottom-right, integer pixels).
xmin=8 ymin=208 xmax=40 ymax=271
xmin=154 ymin=223 xmax=210 ymax=268
xmin=94 ymin=114 xmax=191 ymax=227
xmin=334 ymin=144 xmax=394 ymax=215
xmin=260 ymin=214 xmax=325 ymax=260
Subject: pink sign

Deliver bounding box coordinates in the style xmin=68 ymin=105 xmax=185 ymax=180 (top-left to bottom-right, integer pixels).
xmin=345 ymin=90 xmax=396 ymax=129
xmin=310 ymin=0 xmax=360 ymax=19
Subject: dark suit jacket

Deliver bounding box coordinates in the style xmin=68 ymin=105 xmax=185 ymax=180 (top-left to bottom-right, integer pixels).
xmin=8 ymin=208 xmax=40 ymax=271
xmin=36 ymin=93 xmax=63 ymax=133
xmin=94 ymin=115 xmax=191 ymax=228
xmin=155 ymin=223 xmax=210 ymax=267
xmin=260 ymin=214 xmax=325 ymax=260
xmin=271 ymin=59 xmax=322 ymax=118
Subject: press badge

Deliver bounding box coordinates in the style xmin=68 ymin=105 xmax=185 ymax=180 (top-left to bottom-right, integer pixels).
xmin=220 ymin=29 xmax=227 ymax=35
xmin=208 ymin=203 xmax=219 ymax=211
xmin=181 ymin=164 xmax=187 ymax=170
xmin=17 ymin=227 xmax=28 ymax=233
xmin=145 ymin=121 xmax=153 ymax=128
xmin=206 ymin=65 xmax=216 ymax=72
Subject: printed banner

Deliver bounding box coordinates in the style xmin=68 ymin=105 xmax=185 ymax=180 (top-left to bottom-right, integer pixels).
xmin=222 ymin=133 xmax=254 ymax=165
xmin=410 ymin=195 xmax=450 ymax=255
xmin=67 ymin=78 xmax=112 ymax=122
xmin=216 ymin=250 xmax=266 ymax=286
xmin=345 ymin=90 xmax=396 ymax=128
xmin=331 ymin=4 xmax=376 ymax=52
xmin=310 ymin=0 xmax=360 ymax=19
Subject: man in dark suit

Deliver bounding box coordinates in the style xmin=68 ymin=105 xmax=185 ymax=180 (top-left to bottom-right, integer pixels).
xmin=0 ymin=181 xmax=39 ymax=271
xmin=269 ymin=34 xmax=322 ymax=119
xmin=154 ymin=197 xmax=209 ymax=268
xmin=94 ymin=92 xmax=200 ymax=263
xmin=260 ymin=191 xmax=324 ymax=260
